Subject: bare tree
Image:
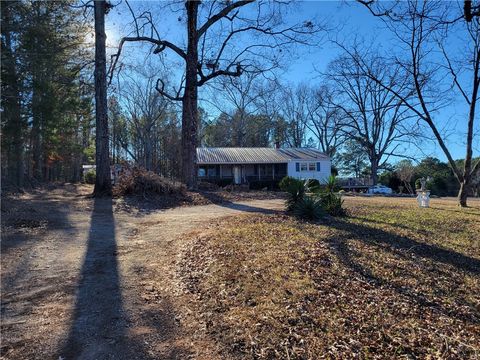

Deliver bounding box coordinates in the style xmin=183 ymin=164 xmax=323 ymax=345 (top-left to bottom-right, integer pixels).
xmin=358 ymin=0 xmax=480 ymax=206
xmin=120 ymin=72 xmax=171 ymax=171
xmin=255 ymin=78 xmax=289 ymax=146
xmin=111 ymin=1 xmax=321 ymax=188
xmin=207 ymin=71 xmax=263 ymax=146
xmin=305 ymin=85 xmax=346 ymax=158
xmin=327 ymin=51 xmax=415 ymax=185
xmin=93 ymin=0 xmax=112 ymax=196
xmin=279 ymin=83 xmax=310 ymax=147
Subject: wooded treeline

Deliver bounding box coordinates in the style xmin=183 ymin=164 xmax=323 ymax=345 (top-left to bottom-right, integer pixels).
xmin=1 ymin=0 xmax=479 ymax=205
xmin=1 ymin=1 xmax=94 ymax=186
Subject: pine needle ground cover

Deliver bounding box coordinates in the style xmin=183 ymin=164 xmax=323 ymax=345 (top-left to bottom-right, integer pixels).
xmin=180 ymin=197 xmax=480 ymax=359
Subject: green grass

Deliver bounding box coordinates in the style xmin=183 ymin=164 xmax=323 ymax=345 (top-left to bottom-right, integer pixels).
xmin=181 ymin=197 xmax=480 ymax=359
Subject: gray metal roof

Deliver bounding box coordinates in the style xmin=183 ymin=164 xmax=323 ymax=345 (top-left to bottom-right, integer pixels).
xmin=196 ymin=147 xmax=329 ymax=165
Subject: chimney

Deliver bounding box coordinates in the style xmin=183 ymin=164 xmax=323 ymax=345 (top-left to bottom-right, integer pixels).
xmin=274 ymin=141 xmax=280 ymax=149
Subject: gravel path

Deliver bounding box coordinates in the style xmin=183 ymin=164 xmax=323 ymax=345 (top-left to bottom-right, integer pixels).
xmin=1 ymin=186 xmax=284 ymax=360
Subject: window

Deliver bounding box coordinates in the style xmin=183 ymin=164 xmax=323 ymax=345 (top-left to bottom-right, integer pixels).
xmin=308 ymin=162 xmax=316 ymax=171
xmin=300 ymin=163 xmax=307 ymax=171
xmin=198 ymin=168 xmax=206 ymax=177
xmin=207 ymin=167 xmax=216 ymax=177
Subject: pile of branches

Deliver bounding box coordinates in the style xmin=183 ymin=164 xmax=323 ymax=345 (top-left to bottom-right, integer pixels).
xmin=113 ymin=166 xmax=186 ymax=197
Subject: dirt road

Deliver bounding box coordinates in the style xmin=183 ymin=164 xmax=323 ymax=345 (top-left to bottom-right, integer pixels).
xmin=1 ymin=186 xmax=284 ymax=359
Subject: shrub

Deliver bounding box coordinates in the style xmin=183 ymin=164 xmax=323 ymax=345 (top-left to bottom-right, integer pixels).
xmin=84 ymin=169 xmax=96 ymax=184
xmin=323 ymin=175 xmax=340 ymax=193
xmin=317 ymin=175 xmax=346 ymax=216
xmin=293 ymin=196 xmax=325 ymax=220
xmin=304 ymin=178 xmax=321 ymax=193
xmin=320 ymin=192 xmax=345 ymax=216
xmin=279 ymin=176 xmax=309 ymax=211
xmin=279 ymin=176 xmax=300 ymax=191
xmin=280 ymin=175 xmax=345 ymax=218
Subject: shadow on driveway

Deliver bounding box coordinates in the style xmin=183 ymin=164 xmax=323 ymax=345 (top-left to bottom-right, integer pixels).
xmin=60 ymin=197 xmax=151 ymax=359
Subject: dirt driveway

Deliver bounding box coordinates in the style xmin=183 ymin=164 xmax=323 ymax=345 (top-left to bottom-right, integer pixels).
xmin=1 ymin=186 xmax=284 ymax=360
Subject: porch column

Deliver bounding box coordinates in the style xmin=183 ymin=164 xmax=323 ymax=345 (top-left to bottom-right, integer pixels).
xmin=219 ymin=164 xmax=222 ymax=179
xmin=272 ymin=164 xmax=275 ymax=180
xmin=258 ymin=165 xmax=261 ymax=180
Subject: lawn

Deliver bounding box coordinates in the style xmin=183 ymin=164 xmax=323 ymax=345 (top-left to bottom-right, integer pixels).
xmin=180 ymin=197 xmax=480 ymax=359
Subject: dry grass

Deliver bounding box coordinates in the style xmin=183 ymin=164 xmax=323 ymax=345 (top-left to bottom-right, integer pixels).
xmin=180 ymin=197 xmax=480 ymax=359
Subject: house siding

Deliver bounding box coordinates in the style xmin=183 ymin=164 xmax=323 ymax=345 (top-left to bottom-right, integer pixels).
xmin=287 ymin=160 xmax=331 ymax=182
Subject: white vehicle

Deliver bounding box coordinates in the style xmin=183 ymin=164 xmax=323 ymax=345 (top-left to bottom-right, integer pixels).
xmin=368 ymin=185 xmax=393 ymax=194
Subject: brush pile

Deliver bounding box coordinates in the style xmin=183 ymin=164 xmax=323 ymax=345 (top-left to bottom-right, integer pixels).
xmin=113 ymin=166 xmax=186 ymax=197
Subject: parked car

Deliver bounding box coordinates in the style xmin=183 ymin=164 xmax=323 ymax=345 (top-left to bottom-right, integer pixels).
xmin=368 ymin=185 xmax=393 ymax=194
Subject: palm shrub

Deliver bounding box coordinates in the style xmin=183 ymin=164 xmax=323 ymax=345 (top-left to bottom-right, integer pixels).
xmin=318 ymin=175 xmax=346 ymax=216
xmin=293 ymin=196 xmax=325 ymax=220
xmin=324 ymin=175 xmax=340 ymax=193
xmin=279 ymin=176 xmax=309 ymax=211
xmin=321 ymin=192 xmax=345 ymax=216
xmin=279 ymin=175 xmax=345 ymax=218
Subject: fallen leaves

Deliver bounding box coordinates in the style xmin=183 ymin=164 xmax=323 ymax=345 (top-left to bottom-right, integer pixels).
xmin=178 ymin=199 xmax=480 ymax=359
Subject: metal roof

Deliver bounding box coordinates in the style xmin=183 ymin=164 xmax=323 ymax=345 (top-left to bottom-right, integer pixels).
xmin=196 ymin=147 xmax=329 ymax=165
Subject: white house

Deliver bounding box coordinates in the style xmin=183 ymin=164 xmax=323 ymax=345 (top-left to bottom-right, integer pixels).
xmin=197 ymin=147 xmax=331 ymax=185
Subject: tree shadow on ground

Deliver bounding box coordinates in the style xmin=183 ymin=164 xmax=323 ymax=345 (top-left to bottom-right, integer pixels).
xmin=60 ymin=197 xmax=167 ymax=359
xmin=1 ymin=191 xmax=75 ymax=299
xmin=326 ymin=217 xmax=480 ymax=275
xmin=116 ymin=190 xmax=283 ymax=216
xmin=313 ymin=217 xmax=480 ymax=325
xmin=199 ymin=191 xmax=283 ymax=214
xmin=1 ymin=192 xmax=73 ymax=254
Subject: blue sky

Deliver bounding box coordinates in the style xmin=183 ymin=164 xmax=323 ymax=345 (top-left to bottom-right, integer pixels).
xmin=105 ymin=1 xmax=478 ymax=164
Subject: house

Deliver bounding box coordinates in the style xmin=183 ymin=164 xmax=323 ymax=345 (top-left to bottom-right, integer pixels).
xmin=197 ymin=147 xmax=331 ymax=185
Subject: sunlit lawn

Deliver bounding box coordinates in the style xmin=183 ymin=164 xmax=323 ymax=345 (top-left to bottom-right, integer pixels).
xmin=181 ymin=196 xmax=480 ymax=359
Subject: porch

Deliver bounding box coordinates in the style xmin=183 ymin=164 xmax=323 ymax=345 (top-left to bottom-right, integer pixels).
xmin=198 ymin=163 xmax=288 ymax=184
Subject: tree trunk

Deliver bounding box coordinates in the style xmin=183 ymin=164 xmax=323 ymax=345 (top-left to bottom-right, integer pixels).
xmin=458 ymin=179 xmax=469 ymax=207
xmin=182 ymin=0 xmax=199 ymax=189
xmin=93 ymin=0 xmax=112 ymax=196
xmin=31 ymin=42 xmax=43 ymax=182
xmin=145 ymin=138 xmax=153 ymax=171
xmin=370 ymin=157 xmax=378 ymax=185
xmin=2 ymin=4 xmax=24 ymax=186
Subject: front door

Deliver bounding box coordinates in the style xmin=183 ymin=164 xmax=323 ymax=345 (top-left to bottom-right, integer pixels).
xmin=233 ymin=166 xmax=241 ymax=184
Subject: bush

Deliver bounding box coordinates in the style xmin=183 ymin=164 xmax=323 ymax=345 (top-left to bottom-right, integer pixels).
xmin=84 ymin=169 xmax=96 ymax=184
xmin=113 ymin=166 xmax=186 ymax=196
xmin=279 ymin=176 xmax=309 ymax=211
xmin=323 ymin=175 xmax=340 ymax=193
xmin=293 ymin=196 xmax=325 ymax=220
xmin=279 ymin=176 xmax=301 ymax=191
xmin=280 ymin=175 xmax=345 ymax=218
xmin=320 ymin=192 xmax=345 ymax=216
xmin=306 ymin=178 xmax=321 ymax=192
